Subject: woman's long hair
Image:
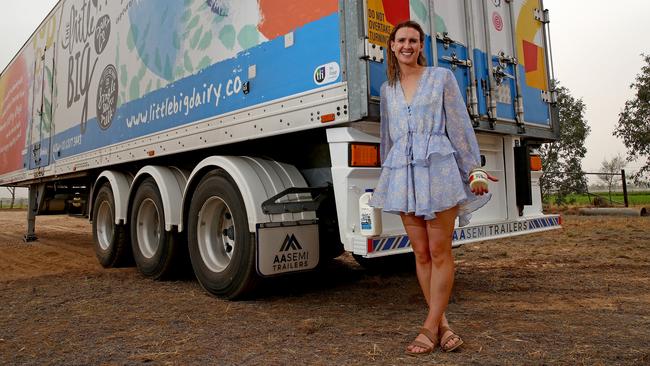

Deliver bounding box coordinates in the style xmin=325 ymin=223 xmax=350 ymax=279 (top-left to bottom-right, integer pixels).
xmin=386 ymin=20 xmax=428 ymax=86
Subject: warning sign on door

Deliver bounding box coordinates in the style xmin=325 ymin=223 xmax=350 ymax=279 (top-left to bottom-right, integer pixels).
xmin=367 ymin=0 xmax=394 ymax=46
xmin=367 ymin=0 xmax=411 ymax=46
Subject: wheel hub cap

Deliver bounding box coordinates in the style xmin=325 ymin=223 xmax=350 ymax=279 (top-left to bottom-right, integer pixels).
xmin=197 ymin=197 xmax=235 ymax=273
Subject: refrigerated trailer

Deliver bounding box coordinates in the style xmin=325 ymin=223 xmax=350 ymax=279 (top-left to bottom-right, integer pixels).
xmin=0 ymin=0 xmax=561 ymax=298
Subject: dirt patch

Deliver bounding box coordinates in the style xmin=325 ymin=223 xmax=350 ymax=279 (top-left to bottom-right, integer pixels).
xmin=1 ymin=211 xmax=649 ymax=365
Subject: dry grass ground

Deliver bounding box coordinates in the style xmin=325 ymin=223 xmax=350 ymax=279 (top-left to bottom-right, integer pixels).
xmin=0 ymin=210 xmax=649 ymax=365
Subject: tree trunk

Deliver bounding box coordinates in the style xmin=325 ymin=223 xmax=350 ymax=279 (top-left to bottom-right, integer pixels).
xmin=6 ymin=187 xmax=15 ymax=209
xmin=608 ymin=187 xmax=612 ymax=204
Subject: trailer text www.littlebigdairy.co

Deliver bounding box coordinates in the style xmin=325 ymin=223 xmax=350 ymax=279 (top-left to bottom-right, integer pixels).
xmin=125 ymin=76 xmax=244 ymax=128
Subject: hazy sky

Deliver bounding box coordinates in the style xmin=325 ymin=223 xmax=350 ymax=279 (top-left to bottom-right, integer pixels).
xmin=545 ymin=0 xmax=650 ymax=174
xmin=0 ymin=0 xmax=649 ymax=178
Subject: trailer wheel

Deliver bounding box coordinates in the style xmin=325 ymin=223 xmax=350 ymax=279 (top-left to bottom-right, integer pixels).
xmin=188 ymin=171 xmax=258 ymax=299
xmin=130 ymin=178 xmax=185 ymax=279
xmin=92 ymin=183 xmax=132 ymax=267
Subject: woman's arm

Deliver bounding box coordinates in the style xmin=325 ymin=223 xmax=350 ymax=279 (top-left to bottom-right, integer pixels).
xmin=442 ymin=69 xmax=482 ymax=182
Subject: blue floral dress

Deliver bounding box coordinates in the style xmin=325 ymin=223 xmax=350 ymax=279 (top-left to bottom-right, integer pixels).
xmin=369 ymin=67 xmax=490 ymax=226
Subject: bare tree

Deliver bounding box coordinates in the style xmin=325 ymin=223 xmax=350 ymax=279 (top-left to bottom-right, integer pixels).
xmin=598 ymin=154 xmax=627 ymax=202
xmin=5 ymin=187 xmax=17 ymax=209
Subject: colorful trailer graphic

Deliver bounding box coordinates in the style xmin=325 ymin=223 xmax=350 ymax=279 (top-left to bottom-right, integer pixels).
xmin=51 ymin=0 xmax=340 ymax=159
xmin=0 ymin=56 xmax=29 ymax=175
xmin=1 ymin=0 xmax=341 ymax=175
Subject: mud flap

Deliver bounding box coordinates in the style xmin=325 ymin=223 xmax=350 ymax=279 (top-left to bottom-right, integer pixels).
xmin=256 ymin=220 xmax=319 ymax=277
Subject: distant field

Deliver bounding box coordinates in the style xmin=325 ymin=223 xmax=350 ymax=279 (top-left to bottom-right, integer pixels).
xmin=548 ymin=191 xmax=650 ymax=206
xmin=0 ymin=199 xmax=27 ymax=209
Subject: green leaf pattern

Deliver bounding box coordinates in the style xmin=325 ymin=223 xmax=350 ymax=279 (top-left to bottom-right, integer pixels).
xmin=120 ymin=0 xmax=268 ymax=103
xmin=410 ymin=0 xmax=429 ymax=28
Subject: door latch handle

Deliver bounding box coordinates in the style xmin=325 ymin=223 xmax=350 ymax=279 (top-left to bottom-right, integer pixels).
xmin=436 ymin=32 xmax=460 ymax=49
xmin=493 ymin=65 xmax=515 ymax=85
xmin=442 ymin=53 xmax=472 ymax=70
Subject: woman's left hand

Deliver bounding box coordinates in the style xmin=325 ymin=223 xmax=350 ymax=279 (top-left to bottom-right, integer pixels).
xmin=470 ymin=172 xmax=499 ymax=196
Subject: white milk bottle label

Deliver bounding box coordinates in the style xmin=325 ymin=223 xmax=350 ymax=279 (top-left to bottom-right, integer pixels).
xmin=359 ymin=189 xmax=382 ymax=236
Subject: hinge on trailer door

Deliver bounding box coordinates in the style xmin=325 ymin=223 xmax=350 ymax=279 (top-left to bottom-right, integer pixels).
xmin=481 ymin=79 xmax=497 ymax=130
xmin=541 ymin=89 xmax=558 ymax=104
xmin=515 ymin=96 xmax=526 ymax=134
xmin=533 ymin=8 xmax=550 ymax=24
xmin=362 ymin=39 xmax=384 ymax=63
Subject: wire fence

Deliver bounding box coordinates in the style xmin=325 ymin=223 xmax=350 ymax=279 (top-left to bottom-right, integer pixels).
xmin=545 ymin=169 xmax=635 ymax=207
xmin=583 ymin=170 xmax=629 ymax=207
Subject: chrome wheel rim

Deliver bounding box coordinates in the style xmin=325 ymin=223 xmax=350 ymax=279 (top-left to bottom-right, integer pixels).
xmin=197 ymin=196 xmax=235 ymax=273
xmin=136 ymin=198 xmax=161 ymax=259
xmin=96 ymin=200 xmax=114 ymax=250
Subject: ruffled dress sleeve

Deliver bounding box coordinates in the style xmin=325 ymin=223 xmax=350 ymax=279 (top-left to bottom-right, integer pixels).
xmin=442 ymin=69 xmax=481 ymax=182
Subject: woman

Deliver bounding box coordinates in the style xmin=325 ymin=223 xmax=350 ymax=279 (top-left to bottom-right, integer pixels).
xmin=369 ymin=20 xmax=496 ymax=356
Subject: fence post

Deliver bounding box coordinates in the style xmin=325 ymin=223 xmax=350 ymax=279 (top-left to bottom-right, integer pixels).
xmin=621 ymin=169 xmax=629 ymax=207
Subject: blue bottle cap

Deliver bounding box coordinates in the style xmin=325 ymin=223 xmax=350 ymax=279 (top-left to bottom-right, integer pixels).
xmin=365 ymin=188 xmax=374 ymax=192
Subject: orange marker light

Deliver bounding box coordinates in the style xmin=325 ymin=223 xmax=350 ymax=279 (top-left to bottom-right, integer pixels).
xmin=349 ymin=143 xmax=380 ymax=167
xmin=147 ymin=150 xmax=156 ymax=157
xmin=320 ymin=113 xmax=336 ymax=123
xmin=530 ymin=155 xmax=542 ymax=171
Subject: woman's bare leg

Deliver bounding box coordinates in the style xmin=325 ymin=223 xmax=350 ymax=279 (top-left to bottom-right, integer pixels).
xmin=401 ymin=213 xmax=432 ymax=353
xmin=421 ymin=206 xmax=459 ymax=347
xmin=402 ymin=208 xmax=459 ymax=353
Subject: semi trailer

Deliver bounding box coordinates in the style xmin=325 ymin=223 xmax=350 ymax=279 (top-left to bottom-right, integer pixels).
xmin=0 ymin=0 xmax=561 ymax=298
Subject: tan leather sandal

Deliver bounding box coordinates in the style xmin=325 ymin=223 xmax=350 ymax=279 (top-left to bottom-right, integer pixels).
xmin=439 ymin=325 xmax=464 ymax=352
xmin=405 ymin=327 xmax=437 ymax=356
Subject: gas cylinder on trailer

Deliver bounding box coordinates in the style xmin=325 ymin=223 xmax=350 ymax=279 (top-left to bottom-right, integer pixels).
xmin=359 ymin=189 xmax=382 ymax=236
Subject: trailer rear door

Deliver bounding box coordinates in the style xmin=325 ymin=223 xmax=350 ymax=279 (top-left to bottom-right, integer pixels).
xmin=473 ymin=0 xmax=554 ymax=128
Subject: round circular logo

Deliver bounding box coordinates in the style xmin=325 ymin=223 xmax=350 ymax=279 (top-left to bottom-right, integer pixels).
xmin=492 ymin=12 xmax=504 ymax=32
xmin=94 ymin=15 xmax=111 ymax=55
xmin=96 ymin=64 xmax=119 ymax=130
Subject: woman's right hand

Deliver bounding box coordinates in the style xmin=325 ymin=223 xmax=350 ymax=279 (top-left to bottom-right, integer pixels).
xmin=469 ymin=169 xmax=498 ymax=195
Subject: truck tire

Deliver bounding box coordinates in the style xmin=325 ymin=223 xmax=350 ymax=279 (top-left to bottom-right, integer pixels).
xmin=187 ymin=171 xmax=258 ymax=299
xmin=92 ymin=183 xmax=132 ymax=267
xmin=130 ymin=178 xmax=186 ymax=279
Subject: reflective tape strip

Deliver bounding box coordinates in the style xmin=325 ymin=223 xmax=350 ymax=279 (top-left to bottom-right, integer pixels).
xmin=367 ymin=216 xmax=561 ymax=253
